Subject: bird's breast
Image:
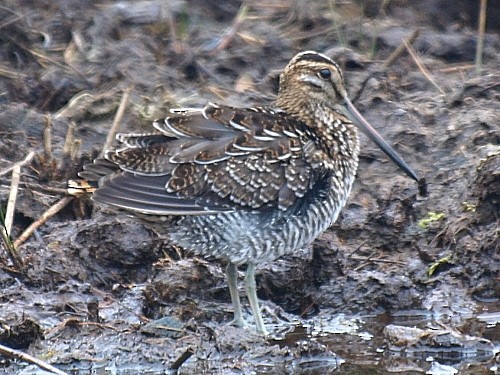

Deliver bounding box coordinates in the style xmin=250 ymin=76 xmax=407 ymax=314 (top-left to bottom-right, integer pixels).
xmin=170 ymin=167 xmax=357 ymax=265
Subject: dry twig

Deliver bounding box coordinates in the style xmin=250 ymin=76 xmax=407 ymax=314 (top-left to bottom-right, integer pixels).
xmin=384 ymin=29 xmax=420 ymax=68
xmin=169 ymin=347 xmax=195 ymax=370
xmin=0 ymin=66 xmax=27 ymax=79
xmin=43 ymin=115 xmax=52 ymax=161
xmin=0 ymin=343 xmax=68 ymax=375
xmin=404 ymin=40 xmax=446 ymax=95
xmin=3 ymin=181 xmax=68 ymax=195
xmin=101 ymin=85 xmax=133 ymax=157
xmin=475 ymin=0 xmax=487 ymax=75
xmin=212 ymin=4 xmax=249 ymax=52
xmin=352 ymin=254 xmax=406 ymax=271
xmin=282 ymin=25 xmax=336 ymax=42
xmin=60 ymin=121 xmax=81 ymax=172
xmin=62 ymin=122 xmax=76 ymax=158
xmin=1 ymin=151 xmax=36 ymax=269
xmin=160 ymin=1 xmax=184 ymax=54
xmin=5 ymin=154 xmax=35 ymax=235
xmin=13 ymin=196 xmax=73 ymax=249
xmin=0 ymin=11 xmax=23 ymax=30
xmin=0 ymin=152 xmax=35 ymax=178
xmin=437 ymin=64 xmax=475 ymax=74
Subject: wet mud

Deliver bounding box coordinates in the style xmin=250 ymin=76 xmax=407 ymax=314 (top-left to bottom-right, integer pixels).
xmin=0 ymin=0 xmax=499 ymax=374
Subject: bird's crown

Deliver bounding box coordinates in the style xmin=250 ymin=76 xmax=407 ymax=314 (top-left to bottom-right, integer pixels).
xmin=277 ymin=51 xmax=347 ymax=112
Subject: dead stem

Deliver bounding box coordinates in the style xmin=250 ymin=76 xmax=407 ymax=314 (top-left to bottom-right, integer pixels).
xmin=347 ymin=240 xmax=369 ymax=258
xmin=0 ymin=66 xmax=27 ymax=79
xmin=0 ymin=343 xmax=68 ymax=375
xmin=62 ymin=122 xmax=76 ymax=158
xmin=2 ymin=152 xmax=36 ymax=269
xmin=475 ymin=0 xmax=487 ymax=75
xmin=160 ymin=1 xmax=184 ymax=54
xmin=329 ymin=0 xmax=345 ymax=47
xmin=2 ymin=181 xmax=68 ymax=195
xmin=236 ymin=32 xmax=266 ymax=47
xmin=70 ymin=139 xmax=82 ymax=161
xmin=212 ymin=4 xmax=249 ymax=52
xmin=249 ymin=2 xmax=289 ymax=11
xmin=0 ymin=12 xmax=23 ymax=30
xmin=27 ymin=47 xmax=85 ymax=79
xmin=384 ymin=28 xmax=420 ymax=68
xmin=281 ymin=25 xmax=336 ymax=42
xmin=101 ymin=85 xmax=133 ymax=157
xmin=437 ymin=64 xmax=475 ymax=73
xmin=13 ymin=196 xmax=73 ymax=249
xmin=43 ymin=115 xmax=52 ymax=161
xmin=0 ymin=151 xmax=36 ymax=177
xmin=352 ymin=254 xmax=406 ymax=271
xmin=404 ymin=40 xmax=446 ymax=95
xmin=61 ymin=121 xmax=80 ymax=172
xmin=5 ymin=162 xmax=21 ymax=235
xmin=169 ymin=347 xmax=195 ymax=371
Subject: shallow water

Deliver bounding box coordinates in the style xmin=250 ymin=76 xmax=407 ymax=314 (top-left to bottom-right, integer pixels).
xmin=280 ymin=305 xmax=500 ymax=375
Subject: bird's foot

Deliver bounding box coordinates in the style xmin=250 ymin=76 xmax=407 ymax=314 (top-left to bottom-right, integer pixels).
xmin=229 ymin=318 xmax=269 ymax=337
xmin=256 ymin=325 xmax=270 ymax=337
xmin=229 ymin=317 xmax=246 ymax=328
xmin=228 ymin=317 xmax=270 ymax=336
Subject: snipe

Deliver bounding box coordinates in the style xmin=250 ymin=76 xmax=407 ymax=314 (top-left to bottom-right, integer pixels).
xmin=70 ymin=51 xmax=419 ymax=336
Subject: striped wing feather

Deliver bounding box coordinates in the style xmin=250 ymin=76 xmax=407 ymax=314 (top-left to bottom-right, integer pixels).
xmin=85 ymin=104 xmax=320 ymax=215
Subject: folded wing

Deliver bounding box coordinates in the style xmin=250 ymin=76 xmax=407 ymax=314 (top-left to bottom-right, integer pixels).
xmin=81 ymin=103 xmax=321 ymax=215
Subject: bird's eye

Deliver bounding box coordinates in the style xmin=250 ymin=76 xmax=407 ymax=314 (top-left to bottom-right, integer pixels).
xmin=318 ymin=69 xmax=331 ymax=80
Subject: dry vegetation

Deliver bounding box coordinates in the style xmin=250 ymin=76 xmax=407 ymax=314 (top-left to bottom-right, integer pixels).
xmin=0 ymin=0 xmax=498 ymax=373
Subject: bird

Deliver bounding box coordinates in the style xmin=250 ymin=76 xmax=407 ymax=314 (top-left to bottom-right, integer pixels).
xmin=69 ymin=51 xmax=419 ymax=336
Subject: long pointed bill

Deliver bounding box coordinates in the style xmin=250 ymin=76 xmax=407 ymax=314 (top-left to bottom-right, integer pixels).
xmin=343 ymin=97 xmax=419 ymax=182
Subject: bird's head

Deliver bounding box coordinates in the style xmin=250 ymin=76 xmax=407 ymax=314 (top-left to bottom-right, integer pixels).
xmin=277 ymin=51 xmax=419 ymax=183
xmin=277 ymin=51 xmax=348 ymax=114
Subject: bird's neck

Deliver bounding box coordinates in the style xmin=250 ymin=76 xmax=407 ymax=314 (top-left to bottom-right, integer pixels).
xmin=277 ymin=99 xmax=360 ymax=174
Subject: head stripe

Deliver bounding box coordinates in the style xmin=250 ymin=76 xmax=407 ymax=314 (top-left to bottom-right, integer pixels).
xmin=290 ymin=51 xmax=342 ymax=80
xmin=294 ymin=52 xmax=333 ymax=64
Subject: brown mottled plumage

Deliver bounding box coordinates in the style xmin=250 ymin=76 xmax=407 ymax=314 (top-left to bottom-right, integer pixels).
xmin=70 ymin=51 xmax=419 ymax=335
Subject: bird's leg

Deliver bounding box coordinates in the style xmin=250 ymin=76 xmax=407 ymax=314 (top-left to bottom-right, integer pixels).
xmin=244 ymin=263 xmax=269 ymax=336
xmin=226 ymin=262 xmax=244 ymax=327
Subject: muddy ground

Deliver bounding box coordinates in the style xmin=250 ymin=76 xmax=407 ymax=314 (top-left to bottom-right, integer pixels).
xmin=0 ymin=0 xmax=499 ymax=374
